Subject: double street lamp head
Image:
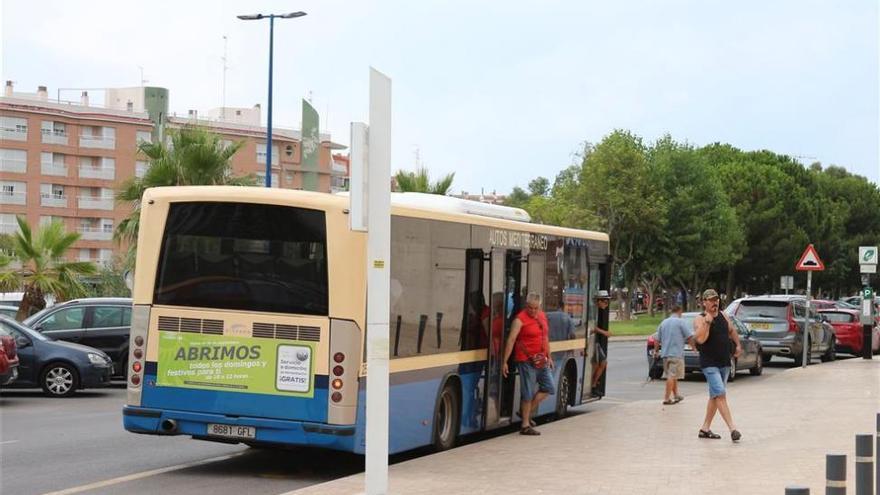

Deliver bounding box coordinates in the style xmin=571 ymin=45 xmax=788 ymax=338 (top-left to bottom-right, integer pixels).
xmin=237 ymin=11 xmax=307 ymax=21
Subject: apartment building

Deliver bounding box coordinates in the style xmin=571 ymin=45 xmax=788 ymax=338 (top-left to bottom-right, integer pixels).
xmin=0 ymin=82 xmax=347 ymax=265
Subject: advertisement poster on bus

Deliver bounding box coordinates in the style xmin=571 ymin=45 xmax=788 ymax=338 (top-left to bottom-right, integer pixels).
xmin=156 ymin=332 xmax=314 ymax=397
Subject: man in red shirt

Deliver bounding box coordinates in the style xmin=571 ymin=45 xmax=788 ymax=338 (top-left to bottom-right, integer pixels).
xmin=502 ymin=292 xmax=555 ymax=436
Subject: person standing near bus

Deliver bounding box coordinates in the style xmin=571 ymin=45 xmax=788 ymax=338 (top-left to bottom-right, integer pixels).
xmin=590 ymin=290 xmax=612 ymax=397
xmin=693 ymin=289 xmax=742 ymax=442
xmin=502 ymin=292 xmax=554 ymax=436
xmin=652 ymin=305 xmax=692 ymax=405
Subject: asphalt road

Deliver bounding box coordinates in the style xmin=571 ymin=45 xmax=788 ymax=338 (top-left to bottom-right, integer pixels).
xmin=0 ymin=341 xmax=833 ymax=495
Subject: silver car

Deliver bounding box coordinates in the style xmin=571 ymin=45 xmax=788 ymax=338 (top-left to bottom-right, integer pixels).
xmin=730 ymin=295 xmax=835 ymax=365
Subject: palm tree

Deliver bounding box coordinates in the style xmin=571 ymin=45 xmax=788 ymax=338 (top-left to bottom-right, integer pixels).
xmin=0 ymin=217 xmax=96 ymax=320
xmin=115 ymin=126 xmax=256 ymax=268
xmin=394 ymin=167 xmax=455 ymax=195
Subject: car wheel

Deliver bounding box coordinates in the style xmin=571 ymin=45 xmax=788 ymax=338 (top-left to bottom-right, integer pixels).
xmin=40 ymin=362 xmax=79 ymax=397
xmin=432 ymin=382 xmax=460 ymax=452
xmin=727 ymin=358 xmax=737 ymax=382
xmin=750 ymin=348 xmax=764 ymax=376
xmin=820 ymin=341 xmax=835 ymax=362
xmin=555 ymin=369 xmax=571 ymax=420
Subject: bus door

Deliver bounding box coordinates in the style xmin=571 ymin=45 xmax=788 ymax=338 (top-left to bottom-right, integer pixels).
xmin=483 ymin=248 xmax=523 ymax=429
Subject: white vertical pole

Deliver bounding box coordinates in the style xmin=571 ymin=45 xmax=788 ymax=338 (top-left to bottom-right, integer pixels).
xmin=803 ymin=270 xmax=812 ymax=369
xmin=365 ymin=67 xmax=391 ymax=495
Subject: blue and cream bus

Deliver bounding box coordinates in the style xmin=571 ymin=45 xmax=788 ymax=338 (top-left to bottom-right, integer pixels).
xmin=122 ymin=186 xmax=610 ymax=453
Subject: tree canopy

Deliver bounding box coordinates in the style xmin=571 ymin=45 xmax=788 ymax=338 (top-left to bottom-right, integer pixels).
xmin=394 ymin=167 xmax=455 ymax=195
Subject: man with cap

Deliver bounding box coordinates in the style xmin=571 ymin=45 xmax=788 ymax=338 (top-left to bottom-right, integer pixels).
xmin=590 ymin=290 xmax=612 ymax=397
xmin=693 ymin=288 xmax=743 ymax=442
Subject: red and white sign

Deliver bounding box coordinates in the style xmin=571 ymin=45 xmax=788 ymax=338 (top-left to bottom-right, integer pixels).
xmin=795 ymin=244 xmax=825 ymax=271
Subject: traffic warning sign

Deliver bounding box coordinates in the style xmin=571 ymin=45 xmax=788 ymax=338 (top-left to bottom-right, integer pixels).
xmin=795 ymin=244 xmax=825 ymax=271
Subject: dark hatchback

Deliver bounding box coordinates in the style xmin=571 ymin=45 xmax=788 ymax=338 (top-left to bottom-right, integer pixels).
xmin=0 ymin=316 xmax=113 ymax=397
xmin=647 ymin=313 xmax=764 ymax=380
xmin=23 ymin=298 xmax=131 ymax=376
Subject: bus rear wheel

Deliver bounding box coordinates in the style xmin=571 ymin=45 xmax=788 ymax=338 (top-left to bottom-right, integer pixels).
xmin=554 ymin=370 xmax=571 ymax=419
xmin=432 ymin=383 xmax=460 ymax=452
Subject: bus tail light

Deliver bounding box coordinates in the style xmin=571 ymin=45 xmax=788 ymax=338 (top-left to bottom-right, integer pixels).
xmin=327 ymin=319 xmax=361 ymax=425
xmin=127 ymin=305 xmax=150 ymax=407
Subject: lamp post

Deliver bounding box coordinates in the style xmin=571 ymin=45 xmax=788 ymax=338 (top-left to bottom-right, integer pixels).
xmin=237 ymin=11 xmax=307 ymax=187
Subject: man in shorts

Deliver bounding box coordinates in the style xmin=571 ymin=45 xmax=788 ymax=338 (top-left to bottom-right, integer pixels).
xmin=590 ymin=290 xmax=611 ymax=397
xmin=652 ymin=305 xmax=692 ymax=405
xmin=693 ymin=289 xmax=743 ymax=442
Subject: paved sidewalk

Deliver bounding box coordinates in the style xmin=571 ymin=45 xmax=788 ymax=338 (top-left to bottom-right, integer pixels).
xmin=288 ymin=358 xmax=879 ymax=495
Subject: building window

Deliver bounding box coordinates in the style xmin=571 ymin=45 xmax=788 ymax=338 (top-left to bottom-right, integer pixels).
xmin=256 ymin=143 xmax=280 ymax=166
xmin=135 ymin=160 xmax=149 ymax=178
xmin=136 ymin=130 xmax=151 ymax=144
xmin=0 ymin=148 xmax=27 ymax=173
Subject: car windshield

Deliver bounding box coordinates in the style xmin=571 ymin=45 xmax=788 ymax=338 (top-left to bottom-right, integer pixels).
xmin=821 ymin=312 xmax=854 ymax=323
xmin=735 ymin=301 xmax=788 ymax=319
xmin=0 ymin=317 xmax=49 ymax=341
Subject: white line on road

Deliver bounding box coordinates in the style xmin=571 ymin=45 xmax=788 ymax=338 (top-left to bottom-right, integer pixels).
xmin=0 ymin=440 xmax=19 ymax=445
xmin=42 ymin=452 xmax=247 ymax=495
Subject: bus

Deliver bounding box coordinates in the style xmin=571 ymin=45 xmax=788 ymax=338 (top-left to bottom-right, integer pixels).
xmin=122 ymin=186 xmax=611 ymax=454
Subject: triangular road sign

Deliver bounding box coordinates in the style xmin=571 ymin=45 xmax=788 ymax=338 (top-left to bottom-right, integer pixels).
xmin=795 ymin=244 xmax=825 ymax=271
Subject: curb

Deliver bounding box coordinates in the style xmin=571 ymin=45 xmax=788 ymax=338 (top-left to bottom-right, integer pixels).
xmin=609 ymin=335 xmax=648 ymax=342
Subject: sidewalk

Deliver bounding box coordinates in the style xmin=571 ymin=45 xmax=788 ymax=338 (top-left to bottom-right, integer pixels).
xmin=288 ymin=358 xmax=879 ymax=495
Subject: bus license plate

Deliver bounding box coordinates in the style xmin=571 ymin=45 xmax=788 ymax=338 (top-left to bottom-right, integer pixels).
xmin=207 ymin=423 xmax=256 ymax=440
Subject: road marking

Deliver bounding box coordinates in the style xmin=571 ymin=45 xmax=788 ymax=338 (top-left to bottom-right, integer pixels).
xmin=42 ymin=452 xmax=247 ymax=495
xmin=0 ymin=440 xmax=19 ymax=445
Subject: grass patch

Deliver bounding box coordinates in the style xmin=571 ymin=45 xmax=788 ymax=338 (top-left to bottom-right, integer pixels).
xmin=610 ymin=314 xmax=664 ymax=336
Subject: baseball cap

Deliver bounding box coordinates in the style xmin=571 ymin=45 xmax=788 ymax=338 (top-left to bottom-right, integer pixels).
xmin=701 ymin=289 xmax=719 ymax=300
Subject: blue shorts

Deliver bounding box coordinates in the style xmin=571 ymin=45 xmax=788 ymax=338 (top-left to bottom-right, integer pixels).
xmin=517 ymin=361 xmax=555 ymax=401
xmin=702 ymin=366 xmax=730 ymax=398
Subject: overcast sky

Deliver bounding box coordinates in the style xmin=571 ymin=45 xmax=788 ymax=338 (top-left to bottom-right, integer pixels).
xmin=2 ymin=0 xmax=878 ymax=193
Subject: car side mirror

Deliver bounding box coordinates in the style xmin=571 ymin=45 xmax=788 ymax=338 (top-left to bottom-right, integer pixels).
xmin=15 ymin=336 xmax=30 ymax=348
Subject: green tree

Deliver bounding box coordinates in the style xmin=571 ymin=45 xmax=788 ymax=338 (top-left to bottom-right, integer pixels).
xmin=115 ymin=126 xmax=254 ymax=268
xmin=394 ymin=167 xmax=455 ymax=195
xmin=0 ymin=217 xmax=96 ymax=319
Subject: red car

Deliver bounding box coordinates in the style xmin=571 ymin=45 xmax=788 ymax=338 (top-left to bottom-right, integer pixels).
xmin=819 ymin=309 xmax=880 ymax=356
xmin=0 ymin=325 xmax=20 ymax=386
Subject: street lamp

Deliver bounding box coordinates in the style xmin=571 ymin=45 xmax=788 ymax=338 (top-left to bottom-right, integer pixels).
xmin=237 ymin=11 xmax=307 ymax=187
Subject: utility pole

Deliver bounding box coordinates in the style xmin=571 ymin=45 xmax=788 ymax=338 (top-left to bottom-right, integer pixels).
xmin=221 ymin=35 xmax=228 ymax=120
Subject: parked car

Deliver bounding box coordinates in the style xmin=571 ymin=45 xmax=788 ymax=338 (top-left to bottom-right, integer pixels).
xmin=646 ymin=313 xmax=764 ymax=380
xmin=0 ymin=325 xmax=20 ymax=387
xmin=0 ymin=305 xmax=18 ymax=319
xmin=819 ymin=309 xmax=880 ymax=356
xmin=23 ymin=297 xmax=132 ymax=376
xmin=0 ymin=316 xmax=112 ymax=397
xmin=730 ymin=295 xmax=835 ymax=365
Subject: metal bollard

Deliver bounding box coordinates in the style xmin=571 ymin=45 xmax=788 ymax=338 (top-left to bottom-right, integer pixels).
xmin=856 ymin=433 xmax=874 ymax=495
xmin=416 ymin=314 xmax=428 ymax=354
xmin=785 ymin=486 xmax=809 ymax=495
xmin=825 ymin=453 xmax=846 ymax=495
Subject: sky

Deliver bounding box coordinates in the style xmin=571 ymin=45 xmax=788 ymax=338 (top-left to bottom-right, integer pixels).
xmin=2 ymin=0 xmax=878 ymax=193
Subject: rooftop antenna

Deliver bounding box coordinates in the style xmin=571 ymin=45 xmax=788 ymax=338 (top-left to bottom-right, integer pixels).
xmin=221 ymin=35 xmax=229 ymax=120
xmin=138 ymin=66 xmax=148 ymax=87
xmin=307 ymin=90 xmax=313 ymax=103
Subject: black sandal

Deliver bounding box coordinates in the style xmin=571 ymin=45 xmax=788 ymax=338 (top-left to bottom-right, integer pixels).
xmin=698 ymin=429 xmax=721 ymax=439
xmin=520 ymin=426 xmax=541 ymax=436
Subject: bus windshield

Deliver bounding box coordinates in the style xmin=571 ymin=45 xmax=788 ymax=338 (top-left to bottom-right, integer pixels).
xmin=154 ymin=202 xmax=328 ymax=315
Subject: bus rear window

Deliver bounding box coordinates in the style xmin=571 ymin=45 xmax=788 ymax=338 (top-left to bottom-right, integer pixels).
xmin=154 ymin=202 xmax=328 ymax=315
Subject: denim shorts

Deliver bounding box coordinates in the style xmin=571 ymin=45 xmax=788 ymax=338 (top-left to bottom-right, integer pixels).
xmin=702 ymin=366 xmax=730 ymax=398
xmin=517 ymin=361 xmax=555 ymax=401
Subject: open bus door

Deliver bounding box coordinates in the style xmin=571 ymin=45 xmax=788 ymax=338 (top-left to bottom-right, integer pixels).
xmin=480 ymin=248 xmax=524 ymax=430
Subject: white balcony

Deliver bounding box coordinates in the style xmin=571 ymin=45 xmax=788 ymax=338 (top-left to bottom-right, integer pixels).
xmin=1 ymin=128 xmax=27 ymax=141
xmin=40 ymin=194 xmax=68 ymax=208
xmin=79 ymin=166 xmax=115 ymax=180
xmin=42 ymin=131 xmax=69 ymax=145
xmin=78 ymin=196 xmax=114 ymax=210
xmin=78 ymin=228 xmax=113 ymax=241
xmin=1 ymin=158 xmax=27 ymax=174
xmin=79 ymin=135 xmax=116 ymax=149
xmin=0 ymin=223 xmax=20 ymax=235
xmin=331 ymin=162 xmax=348 ymax=175
xmin=41 ymin=162 xmax=68 ymax=177
xmin=0 ymin=191 xmax=26 ymax=206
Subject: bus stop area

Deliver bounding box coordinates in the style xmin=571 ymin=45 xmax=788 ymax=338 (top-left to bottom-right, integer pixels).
xmin=289 ymin=358 xmax=879 ymax=495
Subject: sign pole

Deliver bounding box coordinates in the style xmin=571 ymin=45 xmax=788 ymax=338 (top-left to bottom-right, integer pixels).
xmin=803 ymin=270 xmax=811 ymax=368
xmin=364 ymin=68 xmax=391 ymax=495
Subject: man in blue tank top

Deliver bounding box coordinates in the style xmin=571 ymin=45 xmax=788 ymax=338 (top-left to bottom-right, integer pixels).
xmin=693 ymin=289 xmax=743 ymax=442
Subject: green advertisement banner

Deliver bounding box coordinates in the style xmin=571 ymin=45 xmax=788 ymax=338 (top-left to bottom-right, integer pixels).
xmin=301 ymin=99 xmax=320 ymax=191
xmin=156 ymin=332 xmax=315 ymax=397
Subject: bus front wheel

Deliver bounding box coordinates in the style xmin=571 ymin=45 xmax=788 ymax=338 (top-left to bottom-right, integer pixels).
xmin=432 ymin=383 xmax=460 ymax=451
